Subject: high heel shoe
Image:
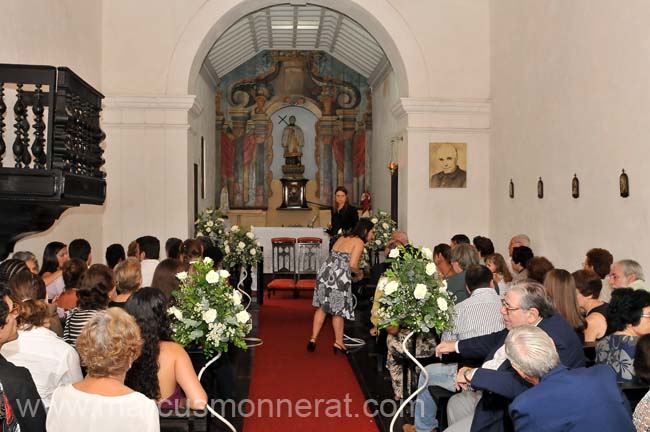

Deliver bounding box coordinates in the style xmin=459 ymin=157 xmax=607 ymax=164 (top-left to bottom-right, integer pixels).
xmin=333 ymin=344 xmax=349 ymax=355
xmin=307 ymin=340 xmax=316 ymax=352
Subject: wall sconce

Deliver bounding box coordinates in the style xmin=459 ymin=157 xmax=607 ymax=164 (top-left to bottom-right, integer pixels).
xmin=388 ymin=161 xmax=398 ymax=175
xmin=387 ymin=136 xmax=401 ymax=175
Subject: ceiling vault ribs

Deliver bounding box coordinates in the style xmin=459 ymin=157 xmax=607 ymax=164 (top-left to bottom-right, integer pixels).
xmin=315 ymin=8 xmax=325 ymax=49
xmin=247 ymin=16 xmax=259 ymax=52
xmin=330 ymin=15 xmax=343 ymax=53
xmin=266 ymin=9 xmax=273 ymax=49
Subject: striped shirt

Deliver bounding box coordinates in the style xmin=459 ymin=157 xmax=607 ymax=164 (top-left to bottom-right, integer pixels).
xmin=442 ymin=287 xmax=504 ymax=341
xmin=63 ymin=309 xmax=100 ymax=346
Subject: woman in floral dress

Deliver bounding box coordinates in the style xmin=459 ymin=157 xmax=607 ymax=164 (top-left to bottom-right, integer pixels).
xmin=308 ymin=219 xmax=374 ymax=354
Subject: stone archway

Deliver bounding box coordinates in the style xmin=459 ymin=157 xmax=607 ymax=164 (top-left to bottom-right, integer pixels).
xmin=165 ymin=0 xmax=430 ymax=100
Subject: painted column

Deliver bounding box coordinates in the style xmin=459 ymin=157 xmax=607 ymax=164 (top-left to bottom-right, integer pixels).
xmin=229 ymin=107 xmax=248 ymax=208
xmin=337 ymin=109 xmax=359 ymax=202
xmin=318 ymin=115 xmax=337 ymax=205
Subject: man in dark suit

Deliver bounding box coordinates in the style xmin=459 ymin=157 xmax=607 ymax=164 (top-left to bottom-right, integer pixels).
xmin=505 ymin=325 xmax=634 ymax=431
xmin=435 ymin=281 xmax=584 ymax=432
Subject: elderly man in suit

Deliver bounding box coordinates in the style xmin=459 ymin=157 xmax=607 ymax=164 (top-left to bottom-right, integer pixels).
xmin=505 ymin=325 xmax=634 ymax=431
xmin=434 ymin=281 xmax=584 ymax=432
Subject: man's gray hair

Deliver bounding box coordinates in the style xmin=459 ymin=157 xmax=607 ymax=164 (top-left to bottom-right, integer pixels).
xmin=509 ymin=280 xmax=556 ymax=318
xmin=391 ymin=230 xmax=409 ymax=246
xmin=450 ymin=244 xmax=480 ymax=271
xmin=11 ymin=251 xmax=39 ymax=269
xmin=512 ymin=234 xmax=531 ymax=247
xmin=616 ymin=259 xmax=645 ymax=281
xmin=505 ymin=325 xmax=559 ymax=378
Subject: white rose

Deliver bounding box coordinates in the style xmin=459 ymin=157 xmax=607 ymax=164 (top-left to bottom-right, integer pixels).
xmin=246 ymin=232 xmax=255 ymax=239
xmin=205 ymin=270 xmax=220 ymax=284
xmin=425 ymin=262 xmax=436 ymax=276
xmin=202 ymin=308 xmax=217 ymax=323
xmin=225 ymin=245 xmax=230 ymax=254
xmin=388 ymin=248 xmax=400 ymax=259
xmin=231 ymin=225 xmax=240 ymax=232
xmin=250 ymin=248 xmax=257 ymax=256
xmin=371 ymin=218 xmax=378 ymax=224
xmin=238 ymin=241 xmax=246 ymax=250
xmin=206 ymin=209 xmax=213 ymax=214
xmin=207 ymin=220 xmax=214 ymax=227
xmin=196 ymin=231 xmax=203 ymax=236
xmin=437 ymin=297 xmax=448 ymax=311
xmin=421 ymin=247 xmax=433 ymax=261
xmin=176 ymin=271 xmax=188 ymax=281
xmin=377 ymin=277 xmax=389 ymax=290
xmin=375 ymin=240 xmax=381 ymax=245
xmin=236 ymin=310 xmax=250 ymax=324
xmin=414 ymin=283 xmax=427 ymax=300
xmin=382 ymin=222 xmax=389 ymax=229
xmin=384 ymin=281 xmax=399 ymax=295
xmin=218 ymin=270 xmax=230 ymax=279
xmin=203 ymin=257 xmax=214 ymax=266
xmin=206 ymin=227 xmax=212 ymax=233
xmin=168 ymin=306 xmax=183 ymax=320
xmin=232 ymin=291 xmax=242 ymax=305
xmin=439 ymin=280 xmax=448 ymax=292
xmin=256 ymin=240 xmax=262 ymax=246
xmin=218 ymin=218 xmax=224 ymax=223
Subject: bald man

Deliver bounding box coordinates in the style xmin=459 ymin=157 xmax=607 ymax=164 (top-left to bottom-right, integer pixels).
xmin=430 ymin=143 xmax=466 ymax=188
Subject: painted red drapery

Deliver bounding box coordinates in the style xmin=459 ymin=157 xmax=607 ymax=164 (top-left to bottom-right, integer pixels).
xmin=220 ymin=131 xmax=234 ymax=178
xmin=332 ymin=133 xmax=345 ymax=170
xmin=243 ymin=132 xmax=256 ymax=169
xmin=353 ymin=129 xmax=365 ymax=177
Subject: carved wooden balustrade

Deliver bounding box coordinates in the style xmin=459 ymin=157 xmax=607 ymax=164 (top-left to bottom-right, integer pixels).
xmin=0 ymin=64 xmax=106 ymax=260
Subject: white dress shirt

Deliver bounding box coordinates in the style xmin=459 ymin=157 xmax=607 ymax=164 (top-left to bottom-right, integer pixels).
xmin=1 ymin=327 xmax=83 ymax=407
xmin=140 ymin=259 xmax=159 ymax=287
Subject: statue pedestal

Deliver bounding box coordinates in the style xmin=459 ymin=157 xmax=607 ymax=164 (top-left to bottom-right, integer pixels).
xmin=278 ymin=178 xmax=309 ymax=210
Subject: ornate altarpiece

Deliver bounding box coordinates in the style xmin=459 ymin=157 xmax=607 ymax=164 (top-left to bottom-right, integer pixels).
xmin=216 ymin=51 xmax=372 ymax=209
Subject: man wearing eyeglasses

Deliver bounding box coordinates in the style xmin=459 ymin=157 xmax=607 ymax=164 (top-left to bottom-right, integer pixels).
xmin=433 ymin=281 xmax=584 ymax=432
xmin=609 ymin=259 xmax=646 ymax=293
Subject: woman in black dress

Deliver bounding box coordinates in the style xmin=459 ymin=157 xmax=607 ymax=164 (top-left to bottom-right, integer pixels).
xmin=328 ymin=186 xmax=359 ymax=250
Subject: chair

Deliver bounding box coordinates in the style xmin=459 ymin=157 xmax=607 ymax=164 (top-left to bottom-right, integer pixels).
xmin=295 ymin=237 xmax=323 ymax=296
xmin=267 ymin=237 xmax=297 ymax=297
xmin=159 ymin=408 xmax=207 ymax=432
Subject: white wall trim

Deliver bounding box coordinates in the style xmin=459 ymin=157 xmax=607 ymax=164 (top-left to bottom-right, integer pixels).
xmin=199 ymin=61 xmax=220 ymax=90
xmin=368 ymin=57 xmax=392 ymax=89
xmin=103 ymin=95 xmax=197 ymax=127
xmin=391 ymin=98 xmax=491 ymax=130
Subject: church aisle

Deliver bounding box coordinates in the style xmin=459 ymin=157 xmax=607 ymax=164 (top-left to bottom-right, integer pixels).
xmin=243 ymin=294 xmax=378 ymax=431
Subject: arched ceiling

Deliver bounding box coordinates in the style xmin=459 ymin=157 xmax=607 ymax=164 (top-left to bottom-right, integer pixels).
xmin=204 ymin=4 xmax=389 ymax=81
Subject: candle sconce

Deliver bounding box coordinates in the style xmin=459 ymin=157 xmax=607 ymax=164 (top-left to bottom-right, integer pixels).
xmin=572 ymin=174 xmax=580 ymax=199
xmin=537 ymin=177 xmax=544 ymax=199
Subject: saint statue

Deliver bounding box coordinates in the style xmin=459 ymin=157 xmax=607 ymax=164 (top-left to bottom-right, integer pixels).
xmin=218 ymin=185 xmax=230 ymax=215
xmin=281 ymin=116 xmax=304 ymax=159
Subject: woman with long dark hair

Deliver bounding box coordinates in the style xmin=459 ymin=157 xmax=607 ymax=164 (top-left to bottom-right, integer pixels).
xmin=309 ymin=218 xmax=374 ymax=354
xmin=125 ymin=288 xmax=207 ymax=409
xmin=327 ymin=186 xmax=359 ymax=250
xmin=39 ymin=241 xmax=68 ymax=300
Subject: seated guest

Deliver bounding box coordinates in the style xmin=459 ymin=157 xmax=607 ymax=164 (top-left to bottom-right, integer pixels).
xmin=596 ymin=288 xmax=650 ymax=382
xmin=526 ymin=256 xmax=554 ymax=284
xmin=203 ymin=244 xmax=224 ymax=269
xmin=136 ymin=236 xmax=160 ymax=287
xmin=125 ymin=288 xmax=207 ymax=409
xmin=472 ymin=235 xmax=495 ymax=263
xmin=610 ymin=259 xmax=647 ymax=293
xmin=583 ymin=247 xmax=614 ymax=302
xmin=127 ymin=239 xmax=140 ymax=258
xmin=110 ymin=257 xmax=142 ymax=307
xmin=432 ymin=243 xmax=455 ymax=281
xmin=633 ymin=334 xmax=650 ymax=430
xmin=450 ymin=234 xmax=470 ymax=247
xmin=63 ymin=264 xmax=114 ymax=347
xmin=436 ymin=281 xmax=584 ymax=432
xmin=506 ymin=325 xmax=634 ymax=431
xmin=403 ymin=265 xmax=505 ymax=432
xmin=573 ymin=269 xmax=609 ymax=342
xmin=47 ymin=308 xmax=159 ymax=432
xmin=385 ymin=325 xmax=436 ymax=401
xmin=0 ymin=259 xmax=29 ymax=284
xmin=179 ymin=239 xmax=203 ymax=265
xmin=68 ymin=238 xmax=92 ymax=266
xmin=1 ymin=281 xmax=82 ymax=407
xmin=511 ymin=245 xmax=533 ymax=282
xmin=485 ymin=253 xmax=513 ymax=295
xmin=369 ymin=230 xmax=411 ymax=287
xmin=8 ymin=271 xmax=63 ymax=337
xmin=39 ymin=241 xmax=68 ymax=299
xmin=446 ymin=244 xmax=480 ymax=302
xmin=165 ymin=237 xmax=182 ymax=259
xmin=11 ymin=251 xmax=39 ymax=274
xmin=544 ymin=269 xmax=586 ymax=337
xmin=152 ymin=258 xmax=187 ymax=300
xmin=0 ymin=282 xmax=47 ymax=431
xmin=54 ymin=258 xmax=87 ymax=313
xmin=105 ymin=243 xmax=126 ymax=269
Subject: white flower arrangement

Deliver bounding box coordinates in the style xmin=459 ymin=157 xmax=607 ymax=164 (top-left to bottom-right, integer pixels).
xmin=222 ymin=226 xmax=262 ymax=269
xmin=195 ymin=208 xmax=226 ymax=248
xmin=378 ymin=245 xmax=455 ymax=334
xmin=367 ymin=210 xmax=397 ymax=252
xmin=169 ymin=257 xmax=252 ymax=355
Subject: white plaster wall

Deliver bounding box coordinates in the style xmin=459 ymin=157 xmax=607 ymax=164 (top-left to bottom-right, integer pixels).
xmin=4 ymin=0 xmax=104 ymax=262
xmin=490 ymin=0 xmax=650 ymax=269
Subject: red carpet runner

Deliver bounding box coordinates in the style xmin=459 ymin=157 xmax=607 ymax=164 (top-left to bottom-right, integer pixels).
xmin=243 ymin=294 xmax=378 ymax=431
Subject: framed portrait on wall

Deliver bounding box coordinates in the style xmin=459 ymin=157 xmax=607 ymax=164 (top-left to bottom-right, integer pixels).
xmin=429 ymin=142 xmax=467 ymax=188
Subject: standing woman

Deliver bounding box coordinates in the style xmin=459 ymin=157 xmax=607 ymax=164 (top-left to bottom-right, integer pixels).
xmin=328 ymin=186 xmax=359 ymax=250
xmin=309 ymin=219 xmax=374 ymax=354
xmin=39 ymin=242 xmax=68 ymax=300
